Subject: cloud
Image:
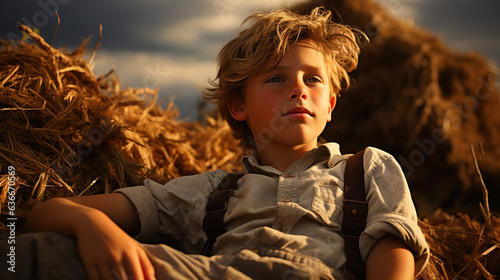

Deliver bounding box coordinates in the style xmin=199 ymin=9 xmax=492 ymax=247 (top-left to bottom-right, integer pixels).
xmin=92 ymin=49 xmax=215 ymax=90
xmin=374 ymin=0 xmax=500 ymax=64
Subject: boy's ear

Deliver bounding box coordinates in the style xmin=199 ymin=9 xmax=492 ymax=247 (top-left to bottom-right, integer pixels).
xmin=227 ymin=96 xmax=248 ymax=121
xmin=327 ymin=95 xmax=336 ymax=122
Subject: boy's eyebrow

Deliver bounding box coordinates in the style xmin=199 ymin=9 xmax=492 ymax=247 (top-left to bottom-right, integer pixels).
xmin=266 ymin=65 xmax=325 ymax=73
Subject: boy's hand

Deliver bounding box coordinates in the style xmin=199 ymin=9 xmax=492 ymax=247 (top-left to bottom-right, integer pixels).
xmin=75 ymin=210 xmax=156 ymax=280
xmin=26 ymin=195 xmax=156 ymax=280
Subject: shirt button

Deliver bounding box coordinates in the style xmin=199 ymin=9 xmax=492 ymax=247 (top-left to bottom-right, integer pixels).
xmin=277 ymin=224 xmax=286 ymax=232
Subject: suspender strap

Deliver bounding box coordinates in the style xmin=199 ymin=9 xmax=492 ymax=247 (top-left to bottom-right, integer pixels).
xmin=201 ymin=173 xmax=243 ymax=256
xmin=342 ymin=150 xmax=368 ymax=280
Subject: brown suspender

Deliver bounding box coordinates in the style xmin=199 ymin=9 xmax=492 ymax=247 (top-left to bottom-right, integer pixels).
xmin=342 ymin=150 xmax=367 ymax=280
xmin=201 ymin=173 xmax=243 ymax=256
xmin=201 ymin=150 xmax=367 ymax=279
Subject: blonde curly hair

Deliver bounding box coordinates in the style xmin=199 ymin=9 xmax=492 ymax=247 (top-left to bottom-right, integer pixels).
xmin=204 ymin=6 xmax=364 ymax=143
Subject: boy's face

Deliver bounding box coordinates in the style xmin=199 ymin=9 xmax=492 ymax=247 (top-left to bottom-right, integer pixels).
xmin=229 ymin=40 xmax=335 ymax=151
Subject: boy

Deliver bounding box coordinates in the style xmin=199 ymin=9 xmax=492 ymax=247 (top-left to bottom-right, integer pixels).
xmin=4 ymin=7 xmax=428 ymax=280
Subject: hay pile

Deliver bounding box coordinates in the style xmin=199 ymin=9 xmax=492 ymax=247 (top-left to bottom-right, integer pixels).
xmin=0 ymin=24 xmax=242 ymax=231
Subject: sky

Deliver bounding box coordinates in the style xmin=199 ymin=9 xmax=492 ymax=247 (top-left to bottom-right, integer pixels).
xmin=1 ymin=0 xmax=499 ymax=120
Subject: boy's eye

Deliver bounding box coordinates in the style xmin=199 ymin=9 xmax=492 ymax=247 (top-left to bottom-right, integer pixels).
xmin=266 ymin=76 xmax=284 ymax=83
xmin=305 ymin=76 xmax=322 ymax=83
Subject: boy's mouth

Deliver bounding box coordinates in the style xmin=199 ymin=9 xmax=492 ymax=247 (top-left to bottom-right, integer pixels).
xmin=283 ymin=107 xmax=313 ymax=117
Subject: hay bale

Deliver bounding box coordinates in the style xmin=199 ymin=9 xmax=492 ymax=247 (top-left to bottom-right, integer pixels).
xmin=0 ymin=24 xmax=242 ymax=232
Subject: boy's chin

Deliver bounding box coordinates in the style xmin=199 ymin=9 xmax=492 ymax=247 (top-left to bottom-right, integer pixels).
xmin=272 ymin=134 xmax=320 ymax=148
xmin=252 ymin=126 xmax=324 ymax=148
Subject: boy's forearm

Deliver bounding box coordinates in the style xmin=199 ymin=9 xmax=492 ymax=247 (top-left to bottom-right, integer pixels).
xmin=25 ymin=197 xmax=102 ymax=237
xmin=366 ymin=234 xmax=415 ymax=280
xmin=25 ymin=193 xmax=140 ymax=237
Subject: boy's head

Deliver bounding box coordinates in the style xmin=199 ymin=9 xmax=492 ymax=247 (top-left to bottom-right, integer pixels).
xmin=205 ymin=7 xmax=363 ymax=146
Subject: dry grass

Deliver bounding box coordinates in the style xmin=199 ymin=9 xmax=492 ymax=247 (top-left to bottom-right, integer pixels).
xmin=417 ymin=209 xmax=499 ymax=279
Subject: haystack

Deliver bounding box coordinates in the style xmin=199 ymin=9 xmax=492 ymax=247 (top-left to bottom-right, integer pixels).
xmin=293 ymin=0 xmax=500 ymax=216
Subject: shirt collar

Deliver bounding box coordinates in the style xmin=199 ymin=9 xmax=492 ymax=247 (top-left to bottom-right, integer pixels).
xmin=241 ymin=142 xmax=345 ymax=175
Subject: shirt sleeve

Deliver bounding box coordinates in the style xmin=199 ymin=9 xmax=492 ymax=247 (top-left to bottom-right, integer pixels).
xmin=359 ymin=147 xmax=430 ymax=276
xmin=113 ymin=169 xmax=228 ymax=251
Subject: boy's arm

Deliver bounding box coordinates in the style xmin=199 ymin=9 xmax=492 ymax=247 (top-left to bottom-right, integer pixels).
xmin=25 ymin=193 xmax=155 ymax=280
xmin=25 ymin=193 xmax=140 ymax=235
xmin=365 ymin=234 xmax=415 ymax=280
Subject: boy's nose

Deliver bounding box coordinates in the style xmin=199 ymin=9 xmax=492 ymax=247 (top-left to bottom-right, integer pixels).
xmin=288 ymin=82 xmax=308 ymax=101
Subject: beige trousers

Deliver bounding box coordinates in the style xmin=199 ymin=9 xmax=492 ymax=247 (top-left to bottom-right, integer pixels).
xmin=0 ymin=232 xmax=335 ymax=280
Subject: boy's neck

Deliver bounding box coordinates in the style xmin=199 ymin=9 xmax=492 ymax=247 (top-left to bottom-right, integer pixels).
xmin=256 ymin=141 xmax=318 ymax=172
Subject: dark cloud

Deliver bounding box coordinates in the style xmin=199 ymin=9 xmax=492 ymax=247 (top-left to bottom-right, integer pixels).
xmin=398 ymin=0 xmax=500 ymax=64
xmin=0 ymin=0 xmax=219 ymax=51
xmin=3 ymin=0 xmax=497 ymax=64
